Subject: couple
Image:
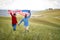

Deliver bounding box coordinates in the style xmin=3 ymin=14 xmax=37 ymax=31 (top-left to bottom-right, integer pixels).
xmin=9 ymin=12 xmax=30 ymax=32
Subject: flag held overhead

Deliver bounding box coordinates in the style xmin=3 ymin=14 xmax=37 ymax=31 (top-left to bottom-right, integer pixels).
xmin=8 ymin=10 xmax=31 ymax=18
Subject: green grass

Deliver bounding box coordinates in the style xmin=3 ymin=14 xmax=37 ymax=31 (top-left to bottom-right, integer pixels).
xmin=0 ymin=17 xmax=60 ymax=40
xmin=0 ymin=9 xmax=60 ymax=40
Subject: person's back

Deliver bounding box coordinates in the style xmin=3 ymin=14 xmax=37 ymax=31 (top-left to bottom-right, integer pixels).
xmin=23 ymin=17 xmax=29 ymax=27
xmin=11 ymin=14 xmax=17 ymax=24
xmin=18 ymin=14 xmax=29 ymax=32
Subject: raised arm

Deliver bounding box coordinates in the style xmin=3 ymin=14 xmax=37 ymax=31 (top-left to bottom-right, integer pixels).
xmin=9 ymin=13 xmax=12 ymax=16
xmin=8 ymin=10 xmax=12 ymax=16
xmin=27 ymin=10 xmax=31 ymax=19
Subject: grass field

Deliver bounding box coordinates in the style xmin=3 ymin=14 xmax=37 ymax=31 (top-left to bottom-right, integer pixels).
xmin=0 ymin=9 xmax=60 ymax=40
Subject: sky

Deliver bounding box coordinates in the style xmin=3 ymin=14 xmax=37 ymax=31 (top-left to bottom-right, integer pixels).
xmin=0 ymin=10 xmax=10 ymax=16
xmin=0 ymin=0 xmax=60 ymax=11
xmin=0 ymin=0 xmax=60 ymax=16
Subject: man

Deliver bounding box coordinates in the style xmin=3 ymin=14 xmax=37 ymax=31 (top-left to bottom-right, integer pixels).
xmin=9 ymin=12 xmax=17 ymax=31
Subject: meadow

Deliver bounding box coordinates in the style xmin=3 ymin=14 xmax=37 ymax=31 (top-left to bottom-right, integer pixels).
xmin=0 ymin=9 xmax=60 ymax=40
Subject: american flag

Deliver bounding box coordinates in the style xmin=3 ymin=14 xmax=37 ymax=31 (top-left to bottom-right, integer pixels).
xmin=8 ymin=10 xmax=30 ymax=16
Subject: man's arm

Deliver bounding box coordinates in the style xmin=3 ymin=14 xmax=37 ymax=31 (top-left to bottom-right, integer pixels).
xmin=9 ymin=13 xmax=12 ymax=16
xmin=8 ymin=10 xmax=13 ymax=16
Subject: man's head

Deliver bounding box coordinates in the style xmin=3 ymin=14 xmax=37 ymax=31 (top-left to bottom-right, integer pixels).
xmin=13 ymin=13 xmax=16 ymax=16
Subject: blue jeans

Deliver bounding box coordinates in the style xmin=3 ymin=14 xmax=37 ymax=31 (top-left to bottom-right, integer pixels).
xmin=12 ymin=24 xmax=16 ymax=31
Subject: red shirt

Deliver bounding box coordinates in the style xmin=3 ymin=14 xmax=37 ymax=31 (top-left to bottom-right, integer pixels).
xmin=10 ymin=13 xmax=17 ymax=24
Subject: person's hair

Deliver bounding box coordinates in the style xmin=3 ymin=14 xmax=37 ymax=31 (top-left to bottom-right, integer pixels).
xmin=25 ymin=14 xmax=27 ymax=18
xmin=13 ymin=13 xmax=16 ymax=16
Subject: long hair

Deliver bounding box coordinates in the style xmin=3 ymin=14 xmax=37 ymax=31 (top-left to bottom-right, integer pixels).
xmin=25 ymin=14 xmax=27 ymax=18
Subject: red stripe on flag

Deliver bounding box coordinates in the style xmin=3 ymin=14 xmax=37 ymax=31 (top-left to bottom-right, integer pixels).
xmin=8 ymin=10 xmax=30 ymax=16
xmin=18 ymin=11 xmax=25 ymax=16
xmin=8 ymin=10 xmax=16 ymax=14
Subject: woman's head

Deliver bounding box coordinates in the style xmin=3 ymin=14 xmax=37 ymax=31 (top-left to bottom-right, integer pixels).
xmin=25 ymin=14 xmax=27 ymax=18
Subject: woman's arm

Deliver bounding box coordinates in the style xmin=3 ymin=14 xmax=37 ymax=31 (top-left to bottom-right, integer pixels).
xmin=18 ymin=19 xmax=23 ymax=25
xmin=27 ymin=10 xmax=31 ymax=19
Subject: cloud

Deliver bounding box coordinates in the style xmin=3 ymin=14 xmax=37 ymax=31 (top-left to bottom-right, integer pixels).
xmin=47 ymin=0 xmax=60 ymax=8
xmin=0 ymin=0 xmax=60 ymax=10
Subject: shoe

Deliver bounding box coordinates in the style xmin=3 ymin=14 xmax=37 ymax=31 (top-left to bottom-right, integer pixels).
xmin=13 ymin=29 xmax=16 ymax=31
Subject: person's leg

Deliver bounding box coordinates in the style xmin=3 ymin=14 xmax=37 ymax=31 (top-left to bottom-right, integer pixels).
xmin=24 ymin=26 xmax=29 ymax=32
xmin=26 ymin=27 xmax=29 ymax=30
xmin=13 ymin=24 xmax=16 ymax=31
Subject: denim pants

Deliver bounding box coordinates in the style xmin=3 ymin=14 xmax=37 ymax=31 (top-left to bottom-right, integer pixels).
xmin=12 ymin=24 xmax=16 ymax=31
